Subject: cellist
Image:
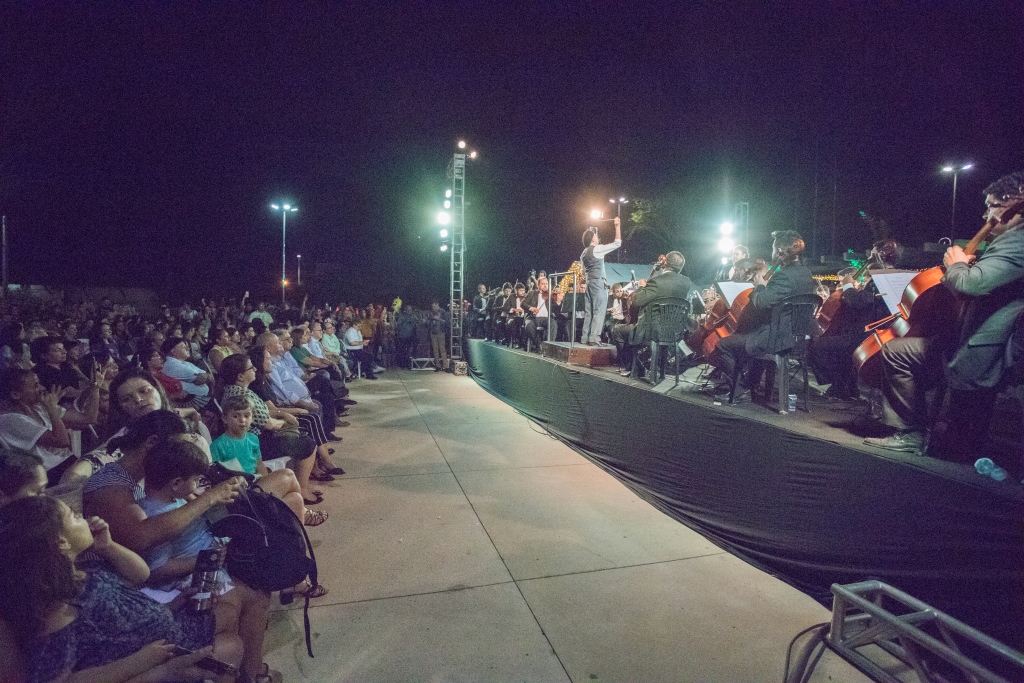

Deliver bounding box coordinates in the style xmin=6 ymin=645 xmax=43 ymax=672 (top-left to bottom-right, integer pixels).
xmin=808 ymin=244 xmax=895 ymax=401
xmin=712 ymin=230 xmax=817 ymax=400
xmin=865 ymin=171 xmax=1024 ymax=457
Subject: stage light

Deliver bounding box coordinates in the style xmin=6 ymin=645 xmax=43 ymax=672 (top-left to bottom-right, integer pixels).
xmin=444 ymin=200 xmax=451 ymax=209
xmin=439 ymin=229 xmax=449 ymax=238
xmin=445 ymin=189 xmax=452 ymax=198
xmin=718 ymin=236 xmax=735 ymax=253
xmin=590 ymin=209 xmax=603 ymax=219
xmin=440 ymin=244 xmax=448 ymax=252
xmin=458 ymin=140 xmax=466 ymax=149
xmin=719 ymin=221 xmax=734 ymax=235
xmin=437 ymin=210 xmax=451 ymax=225
xmin=469 ymin=150 xmax=477 ymax=159
xmin=721 ymin=257 xmax=729 ymax=265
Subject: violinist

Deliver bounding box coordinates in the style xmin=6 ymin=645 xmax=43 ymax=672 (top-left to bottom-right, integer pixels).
xmin=610 ymin=251 xmax=693 ymax=377
xmin=523 ymin=276 xmax=551 ymax=351
xmin=604 ymin=283 xmax=627 ymax=339
xmin=502 ymin=283 xmax=528 ymax=348
xmin=712 ymin=231 xmax=816 ymax=399
xmin=491 ymin=283 xmax=513 ymax=343
xmin=865 ymin=171 xmax=1024 ymax=457
xmin=471 ymin=284 xmax=492 ymax=339
xmin=808 ymin=266 xmax=887 ymax=401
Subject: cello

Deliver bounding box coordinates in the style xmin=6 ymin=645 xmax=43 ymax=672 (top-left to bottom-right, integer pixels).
xmin=814 ymin=240 xmax=898 ymax=337
xmin=854 ymin=191 xmax=1024 ymax=377
xmin=701 ymin=258 xmax=772 ymax=358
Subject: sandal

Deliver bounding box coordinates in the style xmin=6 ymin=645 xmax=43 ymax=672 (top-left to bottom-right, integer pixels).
xmin=303 ymin=491 xmax=324 ymax=505
xmin=325 ymin=466 xmax=345 ymax=475
xmin=310 ymin=472 xmax=334 ymax=483
xmin=295 ymin=582 xmax=329 ymax=599
xmin=244 ymin=663 xmax=283 ymax=683
xmin=303 ymin=509 xmax=329 ymax=526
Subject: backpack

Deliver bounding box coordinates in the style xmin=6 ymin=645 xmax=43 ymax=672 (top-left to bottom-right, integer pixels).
xmin=207 ymin=464 xmax=318 ymax=657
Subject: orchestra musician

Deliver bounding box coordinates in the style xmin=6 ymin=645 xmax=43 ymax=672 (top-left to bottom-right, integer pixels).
xmin=490 ymin=283 xmax=513 ymax=343
xmin=549 ymin=290 xmax=572 ymax=342
xmin=580 ymin=216 xmax=622 ymax=345
xmin=864 ymin=171 xmax=1024 ymax=457
xmin=610 ymin=251 xmax=693 ymax=377
xmin=501 ymin=283 xmax=528 ymax=348
xmin=471 ymin=284 xmax=492 ymax=339
xmin=808 ymin=266 xmax=888 ymax=401
xmin=714 ymin=244 xmax=751 ymax=282
xmin=712 ymin=230 xmax=816 ymax=399
xmin=522 ymin=275 xmax=551 ymax=351
xmin=604 ymin=283 xmax=627 ymax=340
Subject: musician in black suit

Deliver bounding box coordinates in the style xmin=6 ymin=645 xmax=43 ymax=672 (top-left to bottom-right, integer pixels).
xmin=471 ymin=284 xmax=492 ymax=339
xmin=490 ymin=284 xmax=513 ymax=343
xmin=502 ymin=283 xmax=528 ymax=348
xmin=713 ymin=231 xmax=817 ymax=399
xmin=522 ymin=276 xmax=551 ymax=351
xmin=808 ymin=267 xmax=888 ymax=401
xmin=866 ymin=171 xmax=1024 ymax=457
xmin=611 ymin=251 xmax=693 ymax=376
xmin=713 ymin=244 xmax=750 ymax=282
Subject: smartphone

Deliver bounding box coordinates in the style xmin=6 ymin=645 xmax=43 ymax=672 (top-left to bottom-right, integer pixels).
xmin=169 ymin=645 xmax=239 ymax=676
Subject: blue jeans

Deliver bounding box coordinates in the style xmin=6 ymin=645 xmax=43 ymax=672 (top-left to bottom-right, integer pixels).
xmin=581 ymin=281 xmax=608 ymax=344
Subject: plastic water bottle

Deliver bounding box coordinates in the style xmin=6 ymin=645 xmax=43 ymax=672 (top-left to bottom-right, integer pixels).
xmin=974 ymin=458 xmax=1008 ymax=482
xmin=787 ymin=393 xmax=797 ymax=412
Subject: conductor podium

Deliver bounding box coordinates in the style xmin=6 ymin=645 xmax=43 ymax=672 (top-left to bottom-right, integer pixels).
xmin=541 ymin=341 xmax=617 ymax=367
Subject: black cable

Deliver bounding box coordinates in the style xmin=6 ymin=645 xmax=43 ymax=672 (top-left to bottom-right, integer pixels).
xmin=783 ymin=622 xmax=829 ymax=683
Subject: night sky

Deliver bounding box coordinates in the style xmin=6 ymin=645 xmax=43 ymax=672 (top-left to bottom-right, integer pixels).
xmin=3 ymin=2 xmax=1023 ymax=306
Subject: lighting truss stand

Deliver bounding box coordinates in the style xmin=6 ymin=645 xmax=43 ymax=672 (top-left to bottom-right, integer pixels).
xmin=447 ymin=153 xmax=466 ymax=362
xmin=826 ymin=581 xmax=1024 ymax=682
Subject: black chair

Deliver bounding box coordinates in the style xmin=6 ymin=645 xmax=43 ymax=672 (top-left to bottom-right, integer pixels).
xmin=631 ymin=302 xmax=692 ymax=385
xmin=728 ymin=293 xmax=820 ymax=413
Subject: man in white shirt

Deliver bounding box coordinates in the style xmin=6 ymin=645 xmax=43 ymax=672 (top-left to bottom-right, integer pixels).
xmin=579 ymin=216 xmax=621 ymax=345
xmin=161 ymin=337 xmax=211 ymax=408
xmin=342 ymin=320 xmax=376 ymax=379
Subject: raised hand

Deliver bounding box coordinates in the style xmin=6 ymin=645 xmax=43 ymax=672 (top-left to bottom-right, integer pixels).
xmin=87 ymin=516 xmax=114 ymax=551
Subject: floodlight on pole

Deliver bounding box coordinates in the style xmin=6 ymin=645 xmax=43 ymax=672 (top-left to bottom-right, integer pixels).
xmin=440 ymin=244 xmax=448 ymax=252
xmin=445 ymin=189 xmax=452 ymax=198
xmin=590 ymin=209 xmax=603 ymax=219
xmin=718 ymin=236 xmax=735 ymax=253
xmin=443 ymin=200 xmax=451 ymax=209
xmin=437 ymin=210 xmax=451 ymax=225
xmin=720 ymin=221 xmax=735 ymax=236
xmin=271 ymin=203 xmax=298 ymax=304
xmin=941 ymin=163 xmax=973 ymax=235
xmin=439 ymin=229 xmax=449 ymax=238
xmin=457 ymin=140 xmax=466 ymax=149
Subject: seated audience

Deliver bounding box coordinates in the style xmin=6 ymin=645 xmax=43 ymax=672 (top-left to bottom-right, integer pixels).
xmin=161 ymin=337 xmax=213 ymax=409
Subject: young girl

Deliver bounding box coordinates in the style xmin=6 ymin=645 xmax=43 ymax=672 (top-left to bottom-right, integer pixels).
xmin=0 ymin=495 xmax=219 ymax=683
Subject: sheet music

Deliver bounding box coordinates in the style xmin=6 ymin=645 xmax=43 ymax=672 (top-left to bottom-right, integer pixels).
xmin=716 ymin=281 xmax=754 ymax=306
xmin=868 ymin=270 xmax=918 ymax=315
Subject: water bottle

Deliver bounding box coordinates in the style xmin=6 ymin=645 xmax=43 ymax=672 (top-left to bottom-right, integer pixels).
xmin=974 ymin=458 xmax=1008 ymax=482
xmin=787 ymin=393 xmax=797 ymax=412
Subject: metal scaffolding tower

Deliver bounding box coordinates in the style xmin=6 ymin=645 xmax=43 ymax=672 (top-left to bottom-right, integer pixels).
xmin=447 ymin=152 xmax=466 ymax=361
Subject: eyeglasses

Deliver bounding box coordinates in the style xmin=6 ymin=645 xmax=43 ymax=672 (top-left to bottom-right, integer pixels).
xmin=244 ymin=365 xmax=254 ymax=371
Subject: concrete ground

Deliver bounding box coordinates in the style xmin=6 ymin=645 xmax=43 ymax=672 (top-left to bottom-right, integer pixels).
xmin=263 ymin=369 xmax=878 ymax=682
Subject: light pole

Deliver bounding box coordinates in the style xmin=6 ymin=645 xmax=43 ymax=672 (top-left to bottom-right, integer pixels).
xmin=609 ymin=197 xmax=628 ymax=261
xmin=296 ymin=254 xmax=301 ymax=286
xmin=271 ymin=203 xmax=298 ymax=304
xmin=941 ymin=164 xmax=972 ymax=235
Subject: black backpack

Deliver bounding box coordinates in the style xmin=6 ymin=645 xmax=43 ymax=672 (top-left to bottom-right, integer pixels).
xmin=207 ymin=464 xmax=319 ymax=657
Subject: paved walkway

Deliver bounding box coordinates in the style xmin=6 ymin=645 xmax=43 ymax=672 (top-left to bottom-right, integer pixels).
xmin=264 ymin=370 xmax=874 ymax=682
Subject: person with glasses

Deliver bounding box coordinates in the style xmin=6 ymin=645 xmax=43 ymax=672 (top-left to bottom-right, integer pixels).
xmin=865 ymin=171 xmax=1024 ymax=458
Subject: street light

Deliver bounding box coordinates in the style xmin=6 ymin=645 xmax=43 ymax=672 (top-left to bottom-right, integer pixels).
xmin=941 ymin=163 xmax=973 ymax=235
xmin=608 ymin=196 xmax=629 ymax=218
xmin=271 ymin=203 xmax=298 ymax=304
